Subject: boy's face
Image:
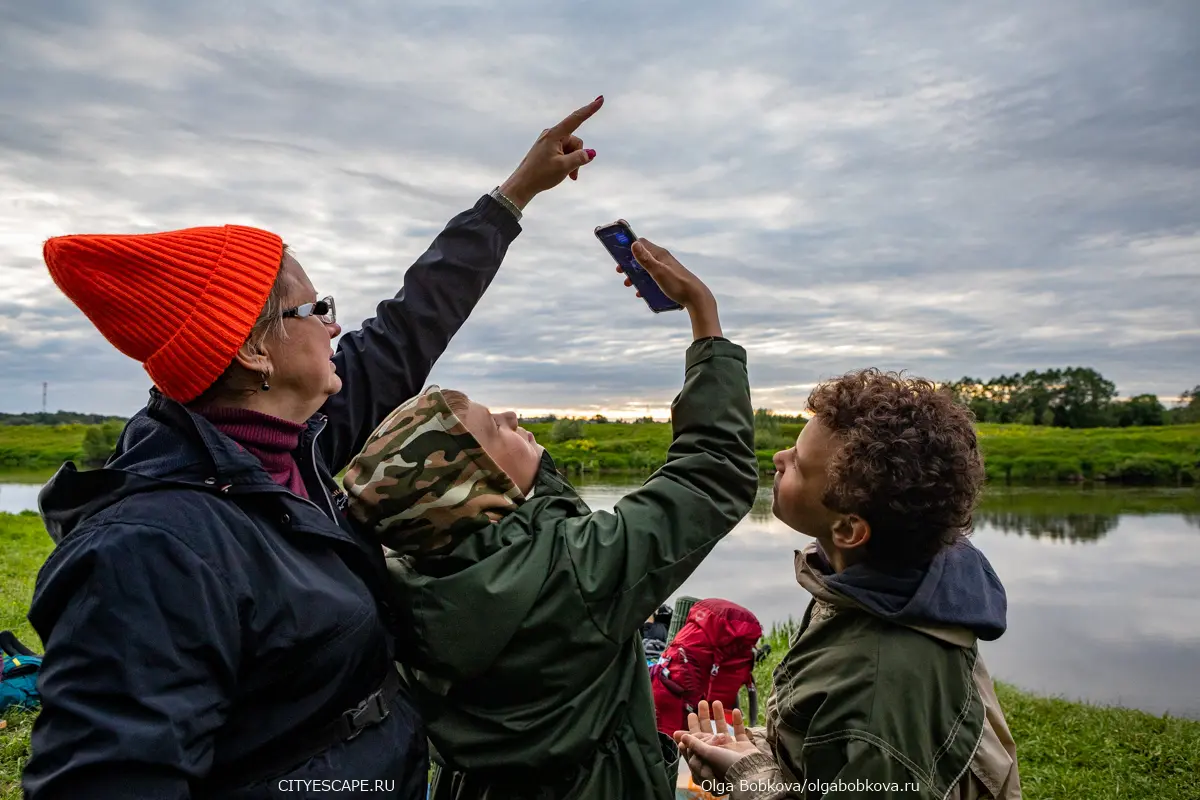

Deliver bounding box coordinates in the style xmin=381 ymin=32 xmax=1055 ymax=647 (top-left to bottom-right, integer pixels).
xmin=771 ymin=418 xmax=844 ymax=538
xmin=460 ymin=401 xmax=544 ymax=496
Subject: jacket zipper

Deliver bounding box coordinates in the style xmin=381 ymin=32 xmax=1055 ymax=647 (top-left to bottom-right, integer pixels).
xmin=220 ymin=417 xmax=337 ymax=525
xmin=306 ymin=417 xmax=339 ymax=522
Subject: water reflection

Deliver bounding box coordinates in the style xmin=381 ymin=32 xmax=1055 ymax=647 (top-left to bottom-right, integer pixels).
xmin=746 ymin=483 xmax=1200 ymax=543
xmin=976 ymin=511 xmax=1119 ymax=543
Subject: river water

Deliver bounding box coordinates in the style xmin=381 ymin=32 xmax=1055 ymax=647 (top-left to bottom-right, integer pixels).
xmin=4 ymin=477 xmax=1198 ymax=719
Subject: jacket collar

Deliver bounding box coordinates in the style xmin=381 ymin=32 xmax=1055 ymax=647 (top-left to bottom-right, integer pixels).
xmin=793 ymin=543 xmax=975 ymax=647
xmin=143 ymin=388 xmax=326 ymax=490
xmin=532 ymin=449 xmax=567 ymax=495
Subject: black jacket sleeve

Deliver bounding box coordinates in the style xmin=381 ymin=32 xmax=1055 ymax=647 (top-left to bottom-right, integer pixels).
xmin=319 ymin=195 xmax=521 ymax=474
xmin=22 ymin=522 xmax=241 ymax=800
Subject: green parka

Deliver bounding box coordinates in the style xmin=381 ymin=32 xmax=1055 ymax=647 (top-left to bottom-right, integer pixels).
xmin=386 ymin=337 xmax=759 ymax=799
xmin=724 ymin=546 xmax=1021 ymax=800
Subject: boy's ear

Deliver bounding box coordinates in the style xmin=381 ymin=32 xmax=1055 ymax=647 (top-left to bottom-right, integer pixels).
xmin=831 ymin=515 xmax=871 ymax=551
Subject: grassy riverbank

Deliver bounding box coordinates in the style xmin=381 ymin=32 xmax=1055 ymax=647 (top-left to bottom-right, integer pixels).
xmin=4 ymin=512 xmax=1200 ymax=798
xmin=2 ymin=421 xmax=1199 ymax=485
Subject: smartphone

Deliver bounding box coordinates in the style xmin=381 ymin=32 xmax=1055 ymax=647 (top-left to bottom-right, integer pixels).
xmin=594 ymin=220 xmax=683 ymax=313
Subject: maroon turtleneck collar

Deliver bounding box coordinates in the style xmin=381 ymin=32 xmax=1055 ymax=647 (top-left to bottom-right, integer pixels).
xmin=198 ymin=406 xmax=310 ymax=500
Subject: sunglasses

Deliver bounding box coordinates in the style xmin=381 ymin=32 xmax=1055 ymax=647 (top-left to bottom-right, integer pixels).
xmin=281 ymin=296 xmax=336 ymax=325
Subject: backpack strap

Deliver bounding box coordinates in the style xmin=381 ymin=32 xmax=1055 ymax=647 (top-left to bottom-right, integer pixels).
xmin=0 ymin=631 xmax=38 ymax=658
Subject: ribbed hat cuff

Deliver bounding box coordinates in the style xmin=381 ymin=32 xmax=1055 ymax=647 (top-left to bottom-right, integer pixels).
xmin=145 ymin=225 xmax=283 ymax=402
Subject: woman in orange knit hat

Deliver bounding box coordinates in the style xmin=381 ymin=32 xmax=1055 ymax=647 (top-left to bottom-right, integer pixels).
xmin=22 ymin=97 xmax=604 ymax=800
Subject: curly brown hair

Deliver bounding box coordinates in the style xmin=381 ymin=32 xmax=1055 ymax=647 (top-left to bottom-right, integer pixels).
xmin=807 ymin=368 xmax=984 ymax=568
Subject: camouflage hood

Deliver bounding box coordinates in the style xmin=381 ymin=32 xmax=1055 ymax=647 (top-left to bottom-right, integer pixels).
xmin=342 ymin=386 xmax=524 ymax=555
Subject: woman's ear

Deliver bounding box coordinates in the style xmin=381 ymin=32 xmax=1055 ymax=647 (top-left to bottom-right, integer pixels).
xmin=232 ymin=340 xmax=272 ymax=376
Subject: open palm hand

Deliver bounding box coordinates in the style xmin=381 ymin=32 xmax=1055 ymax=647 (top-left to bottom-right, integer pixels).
xmin=673 ymin=700 xmax=760 ymax=783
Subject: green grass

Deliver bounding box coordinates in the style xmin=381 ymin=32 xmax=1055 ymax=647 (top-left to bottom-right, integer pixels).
xmin=6 ymin=512 xmax=1200 ymax=799
xmin=1 ymin=512 xmax=51 ymax=800
xmin=4 ymin=421 xmax=1199 ymax=484
xmin=976 ymin=423 xmax=1200 ymax=485
xmin=521 ymin=421 xmax=1200 ymax=485
xmin=738 ymin=624 xmax=1200 ymax=800
xmin=0 ymin=425 xmax=91 ymax=471
xmin=0 ymin=513 xmax=48 ymax=651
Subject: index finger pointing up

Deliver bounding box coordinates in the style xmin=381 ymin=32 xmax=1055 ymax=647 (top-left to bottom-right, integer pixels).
xmin=549 ymin=95 xmax=604 ymax=137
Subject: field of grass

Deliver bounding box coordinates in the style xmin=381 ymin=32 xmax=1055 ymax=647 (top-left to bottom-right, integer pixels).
xmin=739 ymin=624 xmax=1200 ymax=800
xmin=0 ymin=426 xmax=92 ymax=471
xmin=4 ymin=420 xmax=1198 ymax=485
xmin=523 ymin=421 xmax=1200 ymax=485
xmin=1 ymin=512 xmax=50 ymax=799
xmin=975 ymin=422 xmax=1200 ymax=485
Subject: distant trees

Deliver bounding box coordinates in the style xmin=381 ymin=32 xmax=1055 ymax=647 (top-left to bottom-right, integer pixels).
xmin=947 ymin=368 xmax=1117 ymax=427
xmin=81 ymin=420 xmax=124 ymax=466
xmin=1165 ymin=386 xmax=1200 ymax=425
xmin=947 ymin=369 xmax=1198 ymax=428
xmin=1116 ymin=394 xmax=1165 ymax=427
xmin=550 ymin=418 xmax=586 ymax=443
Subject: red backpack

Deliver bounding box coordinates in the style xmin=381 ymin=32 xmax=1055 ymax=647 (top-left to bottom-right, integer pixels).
xmin=649 ymin=599 xmax=763 ymax=737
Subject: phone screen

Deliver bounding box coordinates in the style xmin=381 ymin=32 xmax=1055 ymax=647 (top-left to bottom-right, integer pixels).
xmin=595 ymin=223 xmax=682 ymax=313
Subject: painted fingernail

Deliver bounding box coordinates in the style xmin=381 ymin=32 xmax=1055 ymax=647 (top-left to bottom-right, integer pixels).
xmin=595 ymin=95 xmax=604 ymax=103
xmin=585 ymin=148 xmax=596 ymax=160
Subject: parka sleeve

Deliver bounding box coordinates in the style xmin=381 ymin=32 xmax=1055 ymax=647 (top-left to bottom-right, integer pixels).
xmin=319 ymin=195 xmax=521 ymax=474
xmin=557 ymin=336 xmax=758 ymax=643
xmin=726 ymin=736 xmax=930 ymax=799
xmin=22 ymin=522 xmax=241 ymax=800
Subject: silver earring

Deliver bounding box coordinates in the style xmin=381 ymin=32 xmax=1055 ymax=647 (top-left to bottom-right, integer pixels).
xmin=260 ymin=373 xmax=271 ymax=392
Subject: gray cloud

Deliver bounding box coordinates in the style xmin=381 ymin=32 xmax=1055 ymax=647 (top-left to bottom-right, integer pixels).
xmin=1 ymin=0 xmax=1197 ymax=416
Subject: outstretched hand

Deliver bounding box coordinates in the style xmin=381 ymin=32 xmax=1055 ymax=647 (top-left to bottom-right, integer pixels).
xmin=499 ymin=96 xmax=604 ymax=209
xmin=673 ymin=700 xmax=760 ymax=783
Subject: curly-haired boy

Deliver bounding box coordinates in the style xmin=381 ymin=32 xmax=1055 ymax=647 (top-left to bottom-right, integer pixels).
xmin=679 ymin=370 xmax=1021 ymax=800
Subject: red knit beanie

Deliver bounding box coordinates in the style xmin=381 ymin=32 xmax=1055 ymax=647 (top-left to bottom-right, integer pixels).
xmin=43 ymin=225 xmax=284 ymax=403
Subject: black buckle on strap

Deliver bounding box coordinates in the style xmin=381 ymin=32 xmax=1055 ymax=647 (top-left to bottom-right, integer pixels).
xmin=342 ymin=687 xmax=391 ymax=740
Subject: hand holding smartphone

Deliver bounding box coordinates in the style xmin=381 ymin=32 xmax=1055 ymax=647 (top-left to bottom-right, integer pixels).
xmin=594 ymin=221 xmax=722 ymax=340
xmin=594 ymin=220 xmax=683 ymax=313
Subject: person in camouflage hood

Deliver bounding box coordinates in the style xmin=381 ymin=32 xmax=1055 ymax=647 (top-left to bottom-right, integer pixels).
xmin=341 ymin=239 xmax=760 ymax=800
xmin=343 ymin=386 xmax=526 ymax=556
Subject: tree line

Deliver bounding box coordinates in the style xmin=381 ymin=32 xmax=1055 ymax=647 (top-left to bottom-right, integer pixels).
xmin=946 ymin=369 xmax=1199 ymax=428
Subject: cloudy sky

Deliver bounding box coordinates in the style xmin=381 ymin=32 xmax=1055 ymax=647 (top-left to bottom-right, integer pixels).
xmin=2 ymin=0 xmax=1197 ymax=418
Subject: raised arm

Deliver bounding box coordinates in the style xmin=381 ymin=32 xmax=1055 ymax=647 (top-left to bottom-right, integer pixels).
xmin=319 ymin=196 xmax=521 ymax=472
xmin=560 ymin=241 xmax=759 ymax=641
xmin=320 ymin=96 xmax=605 ymax=472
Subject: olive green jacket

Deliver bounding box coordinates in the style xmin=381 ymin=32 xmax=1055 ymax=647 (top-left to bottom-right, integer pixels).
xmin=387 ymin=337 xmax=759 ymax=800
xmin=724 ymin=544 xmax=1021 ymax=799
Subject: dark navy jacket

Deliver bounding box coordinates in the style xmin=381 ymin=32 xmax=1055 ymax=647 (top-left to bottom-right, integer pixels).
xmin=22 ymin=195 xmax=521 ymax=799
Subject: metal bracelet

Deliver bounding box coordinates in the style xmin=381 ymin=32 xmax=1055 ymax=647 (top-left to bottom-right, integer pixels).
xmin=489 ymin=186 xmax=523 ymax=221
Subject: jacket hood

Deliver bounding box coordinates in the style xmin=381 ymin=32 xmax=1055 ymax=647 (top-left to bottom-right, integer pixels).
xmin=342 ymin=385 xmax=524 ymax=556
xmin=795 ymin=536 xmax=1008 ymax=643
xmin=38 ymin=390 xmax=304 ymax=544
